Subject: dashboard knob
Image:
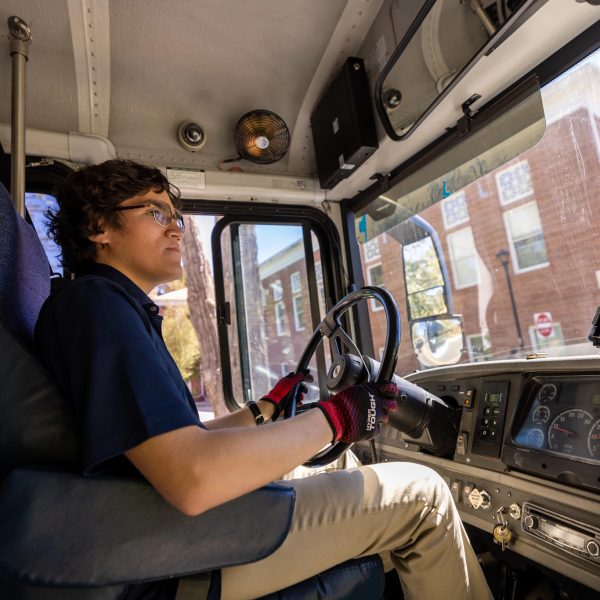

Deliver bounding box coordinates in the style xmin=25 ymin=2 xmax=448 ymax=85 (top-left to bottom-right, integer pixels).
xmin=524 ymin=515 xmax=538 ymax=529
xmin=586 ymin=539 xmax=600 ymax=557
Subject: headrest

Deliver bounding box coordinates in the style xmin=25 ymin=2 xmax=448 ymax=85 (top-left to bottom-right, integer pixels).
xmin=0 ymin=183 xmax=51 ymax=350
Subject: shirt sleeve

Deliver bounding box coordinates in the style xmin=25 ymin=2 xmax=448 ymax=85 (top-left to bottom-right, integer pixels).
xmin=36 ymin=278 xmax=201 ymax=475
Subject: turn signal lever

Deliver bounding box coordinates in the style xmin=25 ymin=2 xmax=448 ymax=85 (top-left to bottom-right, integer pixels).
xmin=364 ymin=357 xmax=460 ymax=457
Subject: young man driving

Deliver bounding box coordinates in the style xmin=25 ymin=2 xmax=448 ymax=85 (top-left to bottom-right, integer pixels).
xmin=35 ymin=160 xmax=492 ymax=600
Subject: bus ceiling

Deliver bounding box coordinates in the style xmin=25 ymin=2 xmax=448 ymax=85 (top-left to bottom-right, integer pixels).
xmin=0 ymin=0 xmax=598 ymax=203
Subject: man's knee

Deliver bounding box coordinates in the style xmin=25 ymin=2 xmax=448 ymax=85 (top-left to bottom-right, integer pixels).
xmin=370 ymin=462 xmax=451 ymax=510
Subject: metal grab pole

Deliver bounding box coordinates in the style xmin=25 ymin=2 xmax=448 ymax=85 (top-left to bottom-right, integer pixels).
xmin=7 ymin=16 xmax=32 ymax=218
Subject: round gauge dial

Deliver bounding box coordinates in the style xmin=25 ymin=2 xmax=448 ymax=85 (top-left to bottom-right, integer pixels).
xmin=548 ymin=409 xmax=593 ymax=456
xmin=532 ymin=405 xmax=551 ymax=424
xmin=526 ymin=428 xmax=545 ymax=449
xmin=538 ymin=383 xmax=558 ymax=403
xmin=588 ymin=419 xmax=600 ymax=459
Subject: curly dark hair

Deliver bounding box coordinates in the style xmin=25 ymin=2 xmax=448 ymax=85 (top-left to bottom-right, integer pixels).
xmin=48 ymin=159 xmax=181 ymax=273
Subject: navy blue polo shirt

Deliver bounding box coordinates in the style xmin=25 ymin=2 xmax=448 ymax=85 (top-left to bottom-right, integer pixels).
xmin=34 ymin=262 xmax=204 ymax=476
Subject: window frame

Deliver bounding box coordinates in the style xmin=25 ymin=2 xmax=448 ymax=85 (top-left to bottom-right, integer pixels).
xmin=202 ymin=201 xmax=344 ymax=411
xmin=441 ymin=190 xmax=469 ymax=229
xmin=367 ymin=262 xmax=385 ymax=312
xmin=290 ymin=271 xmax=302 ymax=294
xmin=495 ymin=159 xmax=535 ymax=206
xmin=446 ymin=226 xmax=479 ymax=290
xmin=292 ymin=295 xmax=305 ymax=331
xmin=503 ymin=200 xmax=550 ymax=274
xmin=275 ymin=301 xmax=286 ymax=336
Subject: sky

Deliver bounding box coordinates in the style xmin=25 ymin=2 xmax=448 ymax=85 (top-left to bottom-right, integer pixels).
xmin=192 ymin=217 xmax=303 ymax=272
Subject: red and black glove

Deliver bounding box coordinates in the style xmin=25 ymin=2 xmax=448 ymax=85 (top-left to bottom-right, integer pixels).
xmin=260 ymin=369 xmax=311 ymax=421
xmin=316 ymin=382 xmax=398 ymax=444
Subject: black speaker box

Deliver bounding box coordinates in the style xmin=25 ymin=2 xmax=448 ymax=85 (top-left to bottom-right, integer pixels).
xmin=310 ymin=57 xmax=378 ymax=190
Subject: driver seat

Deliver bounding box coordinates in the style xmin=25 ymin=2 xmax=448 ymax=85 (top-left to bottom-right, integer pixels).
xmin=0 ymin=182 xmax=385 ymax=599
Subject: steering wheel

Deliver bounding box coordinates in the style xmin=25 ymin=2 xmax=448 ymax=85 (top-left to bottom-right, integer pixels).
xmin=287 ymin=286 xmax=400 ymax=467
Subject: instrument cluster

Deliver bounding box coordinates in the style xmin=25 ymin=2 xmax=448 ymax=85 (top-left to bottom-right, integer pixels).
xmin=512 ymin=378 xmax=600 ymax=463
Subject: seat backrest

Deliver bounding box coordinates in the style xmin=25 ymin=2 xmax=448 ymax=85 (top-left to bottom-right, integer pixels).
xmin=0 ymin=183 xmax=78 ymax=478
xmin=0 ymin=182 xmax=51 ymax=351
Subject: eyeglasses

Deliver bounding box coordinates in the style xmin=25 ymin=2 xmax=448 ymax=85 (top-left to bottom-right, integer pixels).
xmin=115 ymin=200 xmax=185 ymax=231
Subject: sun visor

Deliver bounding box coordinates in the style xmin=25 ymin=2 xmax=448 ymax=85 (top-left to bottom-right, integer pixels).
xmin=356 ymin=75 xmax=545 ymax=244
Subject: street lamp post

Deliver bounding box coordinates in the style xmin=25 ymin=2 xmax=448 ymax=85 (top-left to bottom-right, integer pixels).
xmin=496 ymin=249 xmax=525 ymax=351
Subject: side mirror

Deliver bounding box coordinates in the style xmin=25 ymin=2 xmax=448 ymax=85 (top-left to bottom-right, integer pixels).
xmin=411 ymin=316 xmax=464 ymax=368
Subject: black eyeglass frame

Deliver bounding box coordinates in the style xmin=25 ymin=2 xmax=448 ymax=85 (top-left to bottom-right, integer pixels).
xmin=114 ymin=201 xmax=185 ymax=231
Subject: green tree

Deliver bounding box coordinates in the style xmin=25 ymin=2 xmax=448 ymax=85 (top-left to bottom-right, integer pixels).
xmin=162 ymin=305 xmax=200 ymax=382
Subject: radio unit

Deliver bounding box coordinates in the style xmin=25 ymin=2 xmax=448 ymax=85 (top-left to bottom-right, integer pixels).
xmin=521 ymin=502 xmax=600 ymax=563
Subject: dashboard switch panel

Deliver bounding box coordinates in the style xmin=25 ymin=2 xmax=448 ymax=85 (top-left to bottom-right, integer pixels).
xmin=472 ymin=381 xmax=510 ymax=457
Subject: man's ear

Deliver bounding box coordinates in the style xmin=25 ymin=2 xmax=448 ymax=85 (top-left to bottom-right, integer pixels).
xmin=88 ymin=229 xmax=110 ymax=245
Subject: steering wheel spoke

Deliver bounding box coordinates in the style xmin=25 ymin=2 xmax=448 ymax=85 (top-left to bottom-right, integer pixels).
xmin=289 ymin=286 xmax=401 ymax=467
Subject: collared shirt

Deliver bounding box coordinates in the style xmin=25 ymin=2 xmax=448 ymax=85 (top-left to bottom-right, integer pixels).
xmin=35 ymin=262 xmax=203 ymax=476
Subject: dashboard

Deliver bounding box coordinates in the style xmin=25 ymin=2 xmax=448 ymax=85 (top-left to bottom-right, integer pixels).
xmin=367 ymin=356 xmax=600 ymax=592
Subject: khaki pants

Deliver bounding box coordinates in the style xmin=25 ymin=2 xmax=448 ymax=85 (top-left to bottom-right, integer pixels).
xmin=220 ymin=457 xmax=493 ymax=600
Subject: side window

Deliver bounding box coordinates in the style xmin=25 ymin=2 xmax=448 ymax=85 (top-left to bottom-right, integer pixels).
xmin=25 ymin=193 xmax=63 ymax=275
xmin=219 ymin=223 xmax=329 ymax=406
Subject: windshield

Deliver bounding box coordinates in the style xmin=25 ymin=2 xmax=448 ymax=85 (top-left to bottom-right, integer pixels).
xmin=356 ymin=48 xmax=600 ymax=373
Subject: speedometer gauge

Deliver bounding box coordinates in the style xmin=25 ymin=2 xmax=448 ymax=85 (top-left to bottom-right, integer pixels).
xmin=548 ymin=409 xmax=593 ymax=456
xmin=588 ymin=419 xmax=600 ymax=459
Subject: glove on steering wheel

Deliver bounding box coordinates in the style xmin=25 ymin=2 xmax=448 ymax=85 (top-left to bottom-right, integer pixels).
xmin=260 ymin=369 xmax=310 ymax=421
xmin=316 ymin=382 xmax=398 ymax=444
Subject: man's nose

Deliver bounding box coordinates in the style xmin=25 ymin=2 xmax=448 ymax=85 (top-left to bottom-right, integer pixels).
xmin=167 ymin=223 xmax=184 ymax=239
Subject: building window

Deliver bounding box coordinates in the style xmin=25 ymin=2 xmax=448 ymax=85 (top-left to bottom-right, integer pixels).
xmin=367 ymin=263 xmax=384 ymax=312
xmin=290 ymin=271 xmax=301 ymax=294
xmin=496 ymin=160 xmax=534 ymax=205
xmin=364 ymin=238 xmax=381 ymax=262
xmin=275 ymin=301 xmax=286 ymax=336
xmin=466 ymin=333 xmax=493 ymax=362
xmin=315 ymin=261 xmax=323 ymax=282
xmin=272 ymin=279 xmax=283 ymax=301
xmin=447 ymin=227 xmax=479 ymax=289
xmin=503 ymin=201 xmax=549 ymax=273
xmin=293 ymin=296 xmax=305 ymax=331
xmin=441 ymin=191 xmax=469 ymax=229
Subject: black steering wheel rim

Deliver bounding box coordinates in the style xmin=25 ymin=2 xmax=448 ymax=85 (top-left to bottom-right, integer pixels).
xmin=290 ymin=286 xmax=400 ymax=467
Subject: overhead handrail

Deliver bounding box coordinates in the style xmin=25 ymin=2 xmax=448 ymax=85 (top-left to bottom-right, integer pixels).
xmin=7 ymin=16 xmax=32 ymax=218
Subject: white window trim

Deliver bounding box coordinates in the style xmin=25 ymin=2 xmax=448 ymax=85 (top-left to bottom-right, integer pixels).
xmin=315 ymin=261 xmax=323 ymax=282
xmin=272 ymin=279 xmax=283 ymax=301
xmin=290 ymin=271 xmax=301 ymax=294
xmin=292 ymin=295 xmax=305 ymax=331
xmin=441 ymin=191 xmax=469 ymax=230
xmin=446 ymin=227 xmax=479 ymax=290
xmin=364 ymin=239 xmax=381 ymax=263
xmin=495 ymin=159 xmax=534 ymax=206
xmin=275 ymin=301 xmax=285 ymax=336
xmin=367 ymin=263 xmax=384 ymax=312
xmin=502 ymin=201 xmax=550 ymax=274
